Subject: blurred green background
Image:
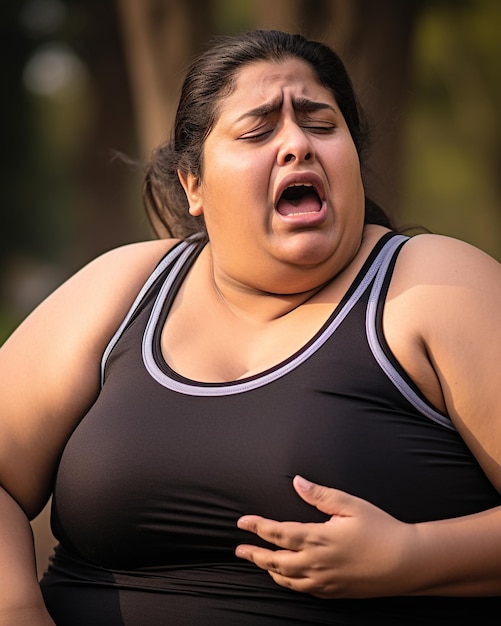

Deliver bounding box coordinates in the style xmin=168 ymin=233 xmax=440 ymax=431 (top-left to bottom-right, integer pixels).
xmin=1 ymin=0 xmax=501 ymax=578
xmin=2 ymin=0 xmax=501 ymax=344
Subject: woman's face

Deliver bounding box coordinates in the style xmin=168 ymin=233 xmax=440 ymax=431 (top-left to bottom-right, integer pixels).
xmin=179 ymin=58 xmax=365 ymax=293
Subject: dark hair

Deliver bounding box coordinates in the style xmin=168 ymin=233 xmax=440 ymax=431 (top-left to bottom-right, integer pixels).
xmin=143 ymin=29 xmax=393 ymax=239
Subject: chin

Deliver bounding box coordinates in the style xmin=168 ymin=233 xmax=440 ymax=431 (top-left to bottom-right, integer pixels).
xmin=277 ymin=232 xmax=341 ymax=266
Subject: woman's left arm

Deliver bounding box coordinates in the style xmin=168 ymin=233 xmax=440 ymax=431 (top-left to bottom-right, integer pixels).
xmin=236 ymin=474 xmax=501 ymax=598
xmin=236 ymin=234 xmax=501 ymax=598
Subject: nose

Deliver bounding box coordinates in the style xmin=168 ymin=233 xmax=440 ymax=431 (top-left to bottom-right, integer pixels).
xmin=277 ymin=122 xmax=314 ymax=165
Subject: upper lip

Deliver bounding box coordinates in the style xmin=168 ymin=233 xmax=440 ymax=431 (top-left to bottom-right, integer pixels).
xmin=273 ymin=171 xmax=326 ymax=209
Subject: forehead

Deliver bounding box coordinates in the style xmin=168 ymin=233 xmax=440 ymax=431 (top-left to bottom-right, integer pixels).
xmin=216 ymin=58 xmax=336 ymax=119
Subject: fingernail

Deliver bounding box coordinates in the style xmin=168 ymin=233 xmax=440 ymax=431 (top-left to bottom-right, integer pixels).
xmin=295 ymin=475 xmax=312 ymax=490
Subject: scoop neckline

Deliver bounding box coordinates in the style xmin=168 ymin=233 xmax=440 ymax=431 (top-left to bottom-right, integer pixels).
xmin=140 ymin=233 xmax=405 ymax=396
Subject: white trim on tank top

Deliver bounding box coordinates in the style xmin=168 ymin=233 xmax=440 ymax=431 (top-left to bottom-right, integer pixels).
xmin=101 ymin=233 xmax=454 ymax=430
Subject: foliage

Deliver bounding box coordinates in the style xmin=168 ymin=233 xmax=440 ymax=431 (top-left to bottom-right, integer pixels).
xmin=401 ymin=0 xmax=501 ymax=258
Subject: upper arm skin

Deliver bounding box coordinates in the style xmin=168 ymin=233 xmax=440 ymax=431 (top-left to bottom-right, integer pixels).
xmin=0 ymin=238 xmax=178 ymax=519
xmin=385 ymin=234 xmax=501 ymax=493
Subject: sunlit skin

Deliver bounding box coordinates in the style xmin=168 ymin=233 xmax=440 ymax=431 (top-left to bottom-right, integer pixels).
xmin=166 ymin=58 xmax=376 ymax=381
xmin=2 ymin=44 xmax=501 ymax=626
xmin=179 ymin=58 xmax=366 ymax=301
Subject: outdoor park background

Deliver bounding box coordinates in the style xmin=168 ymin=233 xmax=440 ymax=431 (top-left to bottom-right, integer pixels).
xmin=1 ymin=0 xmax=501 ymax=579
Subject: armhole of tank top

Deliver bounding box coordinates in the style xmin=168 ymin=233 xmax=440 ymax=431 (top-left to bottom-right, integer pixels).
xmin=365 ymin=237 xmax=456 ymax=431
xmin=99 ymin=238 xmax=199 ymax=387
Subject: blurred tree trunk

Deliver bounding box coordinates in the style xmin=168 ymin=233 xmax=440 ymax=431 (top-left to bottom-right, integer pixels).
xmin=116 ymin=0 xmax=421 ymax=221
xmin=72 ymin=0 xmax=148 ymax=263
xmin=117 ymin=0 xmax=216 ymax=158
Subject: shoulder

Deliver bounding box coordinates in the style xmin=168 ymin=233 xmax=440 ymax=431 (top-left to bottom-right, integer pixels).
xmin=1 ymin=236 xmax=182 ymax=376
xmin=393 ymin=233 xmax=501 ymax=291
xmin=388 ymin=233 xmax=501 ymax=344
xmin=400 ymin=231 xmax=501 ymax=272
xmin=1 ymin=237 xmax=182 ymax=421
xmin=77 ymin=238 xmax=181 ymax=283
xmin=50 ymin=238 xmax=181 ymax=320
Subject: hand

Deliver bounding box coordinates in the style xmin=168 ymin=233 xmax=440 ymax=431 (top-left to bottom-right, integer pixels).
xmin=235 ymin=475 xmax=418 ymax=599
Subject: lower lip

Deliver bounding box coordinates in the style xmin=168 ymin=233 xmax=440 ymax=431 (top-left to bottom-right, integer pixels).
xmin=275 ymin=201 xmax=328 ymax=228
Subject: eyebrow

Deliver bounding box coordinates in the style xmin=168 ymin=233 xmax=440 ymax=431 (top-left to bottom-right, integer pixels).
xmin=236 ymin=96 xmax=337 ymax=121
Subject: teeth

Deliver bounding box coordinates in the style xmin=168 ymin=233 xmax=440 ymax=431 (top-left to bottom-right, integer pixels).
xmin=284 ymin=183 xmax=316 ymax=194
xmin=285 ymin=183 xmax=317 ymax=192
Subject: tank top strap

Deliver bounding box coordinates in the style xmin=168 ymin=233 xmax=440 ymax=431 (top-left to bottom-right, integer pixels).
xmin=100 ymin=235 xmax=205 ymax=386
xmin=141 ymin=233 xmax=410 ymax=397
xmin=366 ymin=235 xmax=455 ymax=430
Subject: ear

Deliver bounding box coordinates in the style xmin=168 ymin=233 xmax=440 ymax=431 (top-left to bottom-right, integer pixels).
xmin=177 ymin=170 xmax=203 ymax=216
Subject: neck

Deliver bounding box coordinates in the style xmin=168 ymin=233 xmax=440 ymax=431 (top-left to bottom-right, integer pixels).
xmin=202 ymin=225 xmax=387 ymax=324
xmin=205 ymin=248 xmax=355 ymax=325
xmin=211 ymin=268 xmax=331 ymax=324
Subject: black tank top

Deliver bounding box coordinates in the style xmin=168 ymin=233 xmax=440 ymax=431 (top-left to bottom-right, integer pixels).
xmin=40 ymin=233 xmax=501 ymax=624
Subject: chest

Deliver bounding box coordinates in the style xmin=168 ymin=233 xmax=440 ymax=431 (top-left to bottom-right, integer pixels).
xmin=161 ymin=296 xmax=341 ymax=382
xmin=54 ymin=315 xmax=500 ymax=571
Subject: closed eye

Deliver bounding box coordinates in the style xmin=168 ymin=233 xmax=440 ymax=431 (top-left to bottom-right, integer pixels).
xmin=240 ymin=125 xmax=333 ymax=141
xmin=239 ymin=129 xmax=273 ymax=142
xmin=301 ymin=121 xmax=336 ymax=133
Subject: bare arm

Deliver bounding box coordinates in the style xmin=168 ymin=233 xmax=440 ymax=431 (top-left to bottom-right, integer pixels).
xmin=236 ymin=235 xmax=501 ymax=598
xmin=389 ymin=234 xmax=501 ymax=489
xmin=0 ymin=238 xmax=177 ymax=619
xmin=236 ymin=476 xmax=501 ymax=598
xmin=0 ymin=487 xmax=55 ymax=624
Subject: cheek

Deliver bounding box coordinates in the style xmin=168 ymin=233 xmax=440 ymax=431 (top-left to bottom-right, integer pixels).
xmin=331 ymin=147 xmax=363 ymax=195
xmin=205 ymin=153 xmax=269 ymax=209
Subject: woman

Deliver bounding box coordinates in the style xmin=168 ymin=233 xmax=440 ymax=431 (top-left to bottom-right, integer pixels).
xmin=1 ymin=29 xmax=500 ymax=625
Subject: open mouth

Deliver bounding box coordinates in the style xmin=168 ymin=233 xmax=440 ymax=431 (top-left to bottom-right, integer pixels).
xmin=276 ymin=184 xmax=322 ymax=216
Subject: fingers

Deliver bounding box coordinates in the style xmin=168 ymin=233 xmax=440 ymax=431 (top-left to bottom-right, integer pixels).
xmin=293 ymin=474 xmax=354 ymax=517
xmin=235 ymin=543 xmax=289 ymax=571
xmin=234 ymin=542 xmax=309 ymax=584
xmin=234 ymin=478 xmax=400 ymax=599
xmin=234 ymin=478 xmax=348 ymax=592
xmin=235 ymin=516 xmax=309 ymax=577
xmin=234 ymin=507 xmax=341 ymax=597
xmin=234 ymin=543 xmax=334 ymax=598
xmin=235 ymin=530 xmax=334 ymax=597
xmin=237 ymin=515 xmax=312 ymax=551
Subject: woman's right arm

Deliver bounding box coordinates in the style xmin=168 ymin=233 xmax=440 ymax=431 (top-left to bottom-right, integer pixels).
xmin=0 ymin=487 xmax=55 ymax=624
xmin=0 ymin=238 xmax=177 ymax=623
